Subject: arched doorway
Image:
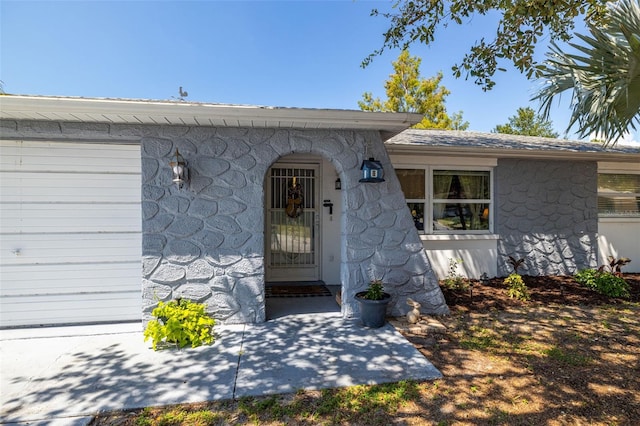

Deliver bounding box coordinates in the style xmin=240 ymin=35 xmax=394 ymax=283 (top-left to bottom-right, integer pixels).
xmin=264 ymin=155 xmax=342 ymax=319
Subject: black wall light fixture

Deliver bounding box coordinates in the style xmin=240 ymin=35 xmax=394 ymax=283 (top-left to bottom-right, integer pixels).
xmin=359 ymin=157 xmax=385 ymax=183
xmin=335 ymin=177 xmax=342 ymax=190
xmin=170 ymin=148 xmax=188 ymax=189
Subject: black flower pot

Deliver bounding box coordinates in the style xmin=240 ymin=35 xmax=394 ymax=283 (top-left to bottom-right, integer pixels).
xmin=355 ymin=292 xmax=391 ymax=328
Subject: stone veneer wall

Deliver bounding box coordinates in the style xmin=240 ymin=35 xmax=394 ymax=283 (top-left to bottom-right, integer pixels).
xmin=0 ymin=119 xmax=449 ymax=324
xmin=141 ymin=126 xmax=449 ymax=323
xmin=495 ymin=158 xmax=598 ymax=276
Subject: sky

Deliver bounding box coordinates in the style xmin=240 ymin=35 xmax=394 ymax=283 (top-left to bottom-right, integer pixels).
xmin=1 ymin=0 xmax=638 ymax=144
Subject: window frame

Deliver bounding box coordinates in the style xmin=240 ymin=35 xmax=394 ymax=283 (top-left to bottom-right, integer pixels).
xmin=396 ymin=165 xmax=494 ymax=235
xmin=597 ymin=172 xmax=640 ymax=218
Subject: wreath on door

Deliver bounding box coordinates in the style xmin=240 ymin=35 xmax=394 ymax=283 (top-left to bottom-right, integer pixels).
xmin=285 ymin=177 xmax=303 ymax=218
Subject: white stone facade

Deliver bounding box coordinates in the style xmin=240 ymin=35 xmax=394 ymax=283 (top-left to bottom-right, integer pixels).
xmin=3 ymin=97 xmax=637 ymax=328
xmin=1 ymin=118 xmax=450 ymax=325
xmin=139 ymin=126 xmax=449 ymax=323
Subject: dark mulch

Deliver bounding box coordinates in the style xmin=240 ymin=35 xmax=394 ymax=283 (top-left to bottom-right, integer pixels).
xmin=441 ymin=273 xmax=640 ymax=311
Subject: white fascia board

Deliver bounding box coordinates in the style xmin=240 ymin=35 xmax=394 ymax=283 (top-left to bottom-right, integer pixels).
xmin=386 ymin=143 xmax=640 ymax=163
xmin=0 ymin=95 xmax=423 ymax=138
xmin=598 ymin=161 xmax=640 ymax=173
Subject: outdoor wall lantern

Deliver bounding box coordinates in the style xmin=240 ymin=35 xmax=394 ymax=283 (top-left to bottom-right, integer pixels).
xmin=335 ymin=177 xmax=342 ymax=190
xmin=359 ymin=157 xmax=385 ymax=183
xmin=170 ymin=148 xmax=188 ymax=189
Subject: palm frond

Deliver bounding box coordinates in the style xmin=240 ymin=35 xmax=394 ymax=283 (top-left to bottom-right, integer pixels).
xmin=534 ymin=0 xmax=640 ymax=147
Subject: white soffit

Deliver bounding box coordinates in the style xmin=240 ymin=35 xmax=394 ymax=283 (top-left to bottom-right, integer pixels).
xmin=0 ymin=95 xmax=423 ymax=140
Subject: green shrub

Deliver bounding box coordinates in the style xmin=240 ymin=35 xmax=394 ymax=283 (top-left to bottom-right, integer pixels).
xmin=504 ymin=273 xmax=530 ymax=301
xmin=574 ymin=268 xmax=598 ymax=288
xmin=442 ymin=258 xmax=468 ymax=291
xmin=597 ymin=273 xmax=631 ymax=298
xmin=364 ymin=279 xmax=385 ymax=300
xmin=144 ymin=298 xmax=215 ymax=350
xmin=575 ymin=269 xmax=630 ymax=299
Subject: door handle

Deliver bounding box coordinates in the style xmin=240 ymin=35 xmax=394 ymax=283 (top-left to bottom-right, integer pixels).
xmin=323 ymin=200 xmax=333 ymax=215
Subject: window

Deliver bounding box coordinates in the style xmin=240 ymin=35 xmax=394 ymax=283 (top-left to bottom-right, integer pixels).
xmin=598 ymin=173 xmax=640 ymax=217
xmin=433 ymin=170 xmax=491 ymax=231
xmin=397 ymin=167 xmax=493 ymax=233
xmin=397 ymin=169 xmax=426 ymax=230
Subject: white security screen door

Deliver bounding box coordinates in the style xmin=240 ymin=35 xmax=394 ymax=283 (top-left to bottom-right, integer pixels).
xmin=266 ymin=164 xmax=320 ymax=281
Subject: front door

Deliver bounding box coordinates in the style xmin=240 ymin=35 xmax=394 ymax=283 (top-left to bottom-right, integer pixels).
xmin=266 ymin=163 xmax=320 ymax=282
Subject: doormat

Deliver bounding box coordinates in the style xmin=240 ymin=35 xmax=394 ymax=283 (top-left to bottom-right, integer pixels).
xmin=266 ymin=285 xmax=332 ymax=298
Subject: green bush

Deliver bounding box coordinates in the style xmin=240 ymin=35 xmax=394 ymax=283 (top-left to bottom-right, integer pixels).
xmin=442 ymin=258 xmax=469 ymax=291
xmin=144 ymin=298 xmax=215 ymax=350
xmin=575 ymin=269 xmax=630 ymax=299
xmin=504 ymin=273 xmax=530 ymax=301
xmin=364 ymin=279 xmax=385 ymax=300
xmin=574 ymin=268 xmax=598 ymax=288
xmin=597 ymin=274 xmax=631 ymax=298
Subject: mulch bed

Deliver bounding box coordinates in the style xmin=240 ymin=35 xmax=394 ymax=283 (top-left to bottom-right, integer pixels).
xmin=441 ymin=273 xmax=640 ymax=311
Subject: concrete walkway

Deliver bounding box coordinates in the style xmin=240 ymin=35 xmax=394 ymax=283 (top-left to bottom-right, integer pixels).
xmin=0 ymin=312 xmax=441 ymax=425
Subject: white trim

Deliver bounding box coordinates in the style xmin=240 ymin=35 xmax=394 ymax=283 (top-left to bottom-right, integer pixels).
xmin=394 ymin=164 xmax=495 ymax=235
xmin=390 ymin=154 xmax=497 ymax=167
xmin=598 ymin=161 xmax=640 ymax=173
xmin=421 ymin=234 xmax=500 ymax=241
xmin=423 ymin=238 xmax=499 ymax=279
xmin=388 ymin=143 xmax=639 ymax=162
xmin=0 ymin=95 xmax=423 ymax=140
xmin=599 ymin=217 xmax=640 ymax=223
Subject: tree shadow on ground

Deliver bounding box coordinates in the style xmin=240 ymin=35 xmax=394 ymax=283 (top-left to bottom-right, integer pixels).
xmin=1 ymin=313 xmax=441 ymax=423
xmin=400 ymin=275 xmax=640 ymax=424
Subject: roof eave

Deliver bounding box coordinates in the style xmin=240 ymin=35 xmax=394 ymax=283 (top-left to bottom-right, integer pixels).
xmin=386 ymin=143 xmax=640 ymax=162
xmin=0 ymin=95 xmax=423 ymax=140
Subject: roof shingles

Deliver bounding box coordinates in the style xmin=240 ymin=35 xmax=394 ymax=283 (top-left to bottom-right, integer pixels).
xmin=387 ymin=129 xmax=639 ymax=155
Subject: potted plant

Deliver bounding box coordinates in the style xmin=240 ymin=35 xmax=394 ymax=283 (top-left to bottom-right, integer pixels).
xmin=355 ymin=279 xmax=391 ymax=328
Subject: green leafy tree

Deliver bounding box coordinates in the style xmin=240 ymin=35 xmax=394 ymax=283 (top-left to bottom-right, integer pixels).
xmin=359 ymin=50 xmax=469 ymax=130
xmin=449 ymin=111 xmax=469 ymax=131
xmin=363 ymin=0 xmax=610 ymax=91
xmin=492 ymin=107 xmax=559 ymax=138
xmin=534 ymin=0 xmax=640 ymax=147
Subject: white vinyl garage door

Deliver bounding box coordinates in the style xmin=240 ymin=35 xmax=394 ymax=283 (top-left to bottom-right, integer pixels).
xmin=0 ymin=140 xmax=141 ymax=328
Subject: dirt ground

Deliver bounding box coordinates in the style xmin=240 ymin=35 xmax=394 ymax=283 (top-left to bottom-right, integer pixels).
xmin=440 ymin=273 xmax=640 ymax=311
xmin=399 ymin=273 xmax=640 ymax=425
xmin=91 ymin=274 xmax=640 ymax=425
